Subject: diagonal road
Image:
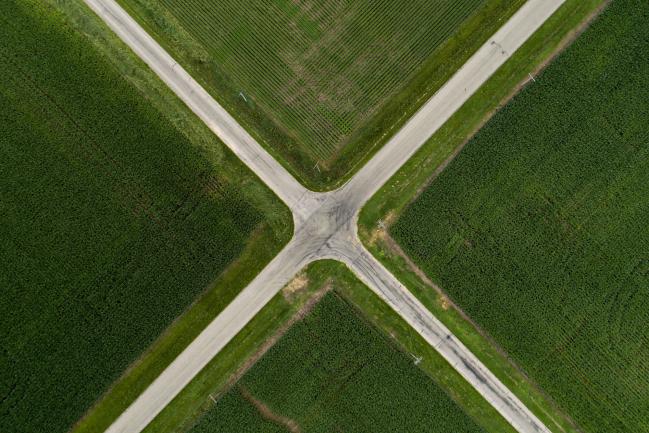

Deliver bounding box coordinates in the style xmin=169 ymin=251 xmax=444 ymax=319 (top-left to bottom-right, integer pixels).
xmin=82 ymin=0 xmax=313 ymax=219
xmin=342 ymin=0 xmax=565 ymax=208
xmin=82 ymin=0 xmax=566 ymax=432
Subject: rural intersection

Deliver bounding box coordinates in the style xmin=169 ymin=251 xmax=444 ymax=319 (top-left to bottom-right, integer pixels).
xmin=84 ymin=0 xmax=565 ymax=431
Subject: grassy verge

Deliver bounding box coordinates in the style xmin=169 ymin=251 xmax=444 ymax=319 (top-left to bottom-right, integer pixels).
xmin=144 ymin=261 xmax=511 ymax=433
xmin=0 ymin=1 xmax=287 ymax=431
xmin=188 ymin=281 xmax=487 ymax=432
xmin=72 ymin=226 xmax=286 ymax=433
xmin=360 ymin=0 xmax=606 ymax=225
xmin=359 ymin=1 xmax=608 ymax=432
xmin=114 ymin=0 xmax=524 ymax=190
xmin=57 ymin=0 xmax=291 ymax=230
xmin=327 ymin=0 xmax=525 ymax=188
xmin=11 ymin=1 xmax=293 ymax=432
xmin=141 ymin=264 xmax=332 ymax=432
xmin=391 ymin=0 xmax=649 ymax=431
xmin=327 ymin=263 xmax=516 ymax=433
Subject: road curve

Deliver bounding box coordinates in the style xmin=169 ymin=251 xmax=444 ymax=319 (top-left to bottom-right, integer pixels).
xmin=82 ymin=0 xmax=566 ymax=432
xmin=82 ymin=0 xmax=311 ymax=218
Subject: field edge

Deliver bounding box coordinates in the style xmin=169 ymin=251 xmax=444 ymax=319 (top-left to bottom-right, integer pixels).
xmin=358 ymin=1 xmax=608 ymax=432
xmin=53 ymin=0 xmax=293 ymax=431
xmin=113 ymin=0 xmax=525 ymax=191
xmin=143 ymin=260 xmax=517 ymax=433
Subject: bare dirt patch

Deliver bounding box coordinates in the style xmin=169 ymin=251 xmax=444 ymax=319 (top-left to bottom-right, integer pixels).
xmin=439 ymin=296 xmax=451 ymax=311
xmin=238 ymin=385 xmax=302 ymax=433
xmin=282 ymin=273 xmax=310 ymax=302
xmin=368 ymin=210 xmax=397 ymax=246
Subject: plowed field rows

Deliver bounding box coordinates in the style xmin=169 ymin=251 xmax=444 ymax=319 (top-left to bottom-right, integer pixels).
xmin=118 ymin=0 xmax=518 ymax=186
xmin=159 ymin=0 xmax=483 ymax=160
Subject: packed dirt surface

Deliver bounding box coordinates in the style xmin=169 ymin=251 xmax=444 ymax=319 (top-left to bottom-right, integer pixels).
xmin=282 ymin=273 xmax=310 ymax=301
xmin=238 ymin=385 xmax=302 ymax=433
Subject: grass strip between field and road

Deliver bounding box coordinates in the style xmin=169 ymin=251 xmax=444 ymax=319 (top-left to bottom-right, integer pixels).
xmin=359 ymin=1 xmax=609 ymax=433
xmin=32 ymin=2 xmax=292 ymax=432
xmin=140 ymin=263 xmax=338 ymax=433
xmin=71 ymin=226 xmax=285 ymax=433
xmin=1 ymin=2 xmax=288 ymax=432
xmin=390 ymin=0 xmax=649 ymax=431
xmin=140 ymin=261 xmax=515 ymax=433
xmin=72 ymin=1 xmax=599 ymax=432
xmin=186 ymin=269 xmax=488 ymax=433
xmin=46 ymin=0 xmax=292 ymax=233
xmin=113 ymin=0 xmax=526 ymax=191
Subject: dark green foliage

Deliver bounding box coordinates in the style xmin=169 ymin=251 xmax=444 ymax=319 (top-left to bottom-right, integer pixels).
xmin=393 ymin=1 xmax=649 ymax=432
xmin=119 ymin=0 xmax=515 ymax=187
xmin=190 ymin=293 xmax=485 ymax=433
xmin=0 ymin=2 xmax=263 ymax=432
xmin=190 ymin=390 xmax=286 ymax=433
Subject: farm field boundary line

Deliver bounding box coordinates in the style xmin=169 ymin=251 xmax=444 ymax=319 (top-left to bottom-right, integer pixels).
xmin=0 ymin=1 xmax=286 ymax=431
xmin=357 ymin=4 xmax=608 ymax=431
xmin=185 ymin=277 xmax=488 ymax=433
xmin=83 ymin=0 xmax=310 ymax=217
xmin=141 ymin=0 xmax=488 ymax=181
xmin=145 ymin=261 xmax=517 ymax=433
xmin=82 ymin=0 xmax=564 ymax=432
xmin=390 ymin=0 xmax=649 ymax=431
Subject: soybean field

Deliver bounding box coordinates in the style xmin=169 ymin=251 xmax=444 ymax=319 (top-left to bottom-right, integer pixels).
xmin=393 ymin=1 xmax=649 ymax=432
xmin=0 ymin=1 xmax=282 ymax=432
xmin=189 ymin=293 xmax=485 ymax=433
xmin=119 ymin=0 xmax=514 ymax=186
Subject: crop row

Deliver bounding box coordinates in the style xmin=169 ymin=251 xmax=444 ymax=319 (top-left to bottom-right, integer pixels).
xmin=189 ymin=293 xmax=485 ymax=433
xmin=0 ymin=2 xmax=263 ymax=432
xmin=393 ymin=1 xmax=649 ymax=432
xmin=158 ymin=0 xmax=484 ymax=161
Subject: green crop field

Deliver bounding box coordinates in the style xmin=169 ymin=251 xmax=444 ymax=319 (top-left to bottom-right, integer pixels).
xmin=188 ymin=292 xmax=485 ymax=433
xmin=0 ymin=1 xmax=286 ymax=432
xmin=118 ymin=0 xmax=522 ymax=187
xmin=393 ymin=1 xmax=649 ymax=432
xmin=152 ymin=0 xmax=483 ymax=160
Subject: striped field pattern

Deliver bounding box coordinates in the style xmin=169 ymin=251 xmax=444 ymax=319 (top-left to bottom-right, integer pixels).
xmin=159 ymin=0 xmax=484 ymax=161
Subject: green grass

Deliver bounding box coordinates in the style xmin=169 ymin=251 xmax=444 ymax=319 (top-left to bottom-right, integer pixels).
xmin=140 ymin=264 xmax=330 ymax=433
xmin=0 ymin=1 xmax=289 ymax=432
xmin=187 ymin=290 xmax=485 ymax=433
xmin=359 ymin=1 xmax=606 ymax=432
xmin=145 ymin=261 xmax=515 ymax=433
xmin=392 ymin=1 xmax=649 ymax=432
xmin=116 ymin=0 xmax=523 ymax=189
